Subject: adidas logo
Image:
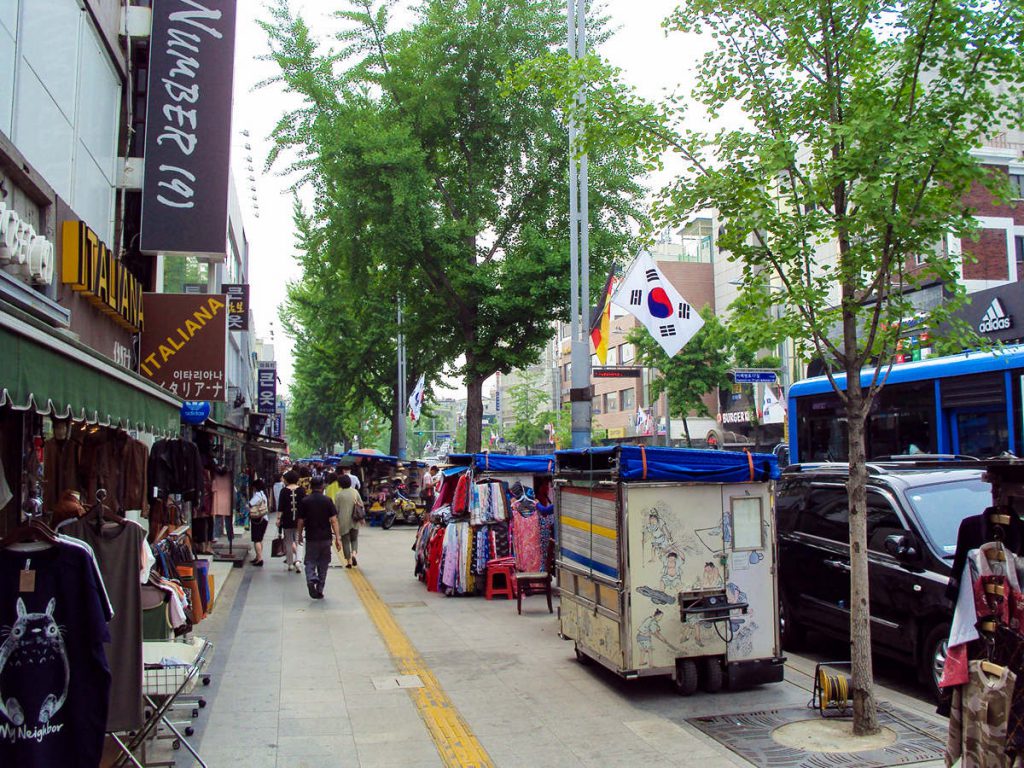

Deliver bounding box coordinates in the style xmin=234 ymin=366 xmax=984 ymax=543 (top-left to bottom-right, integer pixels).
xmin=979 ymin=298 xmax=1013 ymax=333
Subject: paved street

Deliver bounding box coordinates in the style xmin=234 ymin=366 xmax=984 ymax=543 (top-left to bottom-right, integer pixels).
xmin=141 ymin=523 xmax=952 ymax=768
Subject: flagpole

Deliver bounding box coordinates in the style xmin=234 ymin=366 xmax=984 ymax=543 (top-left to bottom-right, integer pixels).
xmin=568 ymin=0 xmax=592 ymax=450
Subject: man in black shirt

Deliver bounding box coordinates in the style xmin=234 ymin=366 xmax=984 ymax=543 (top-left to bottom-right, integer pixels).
xmin=296 ymin=476 xmax=341 ymax=599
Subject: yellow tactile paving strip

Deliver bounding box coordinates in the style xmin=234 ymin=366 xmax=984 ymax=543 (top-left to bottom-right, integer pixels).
xmin=348 ymin=567 xmax=495 ymax=768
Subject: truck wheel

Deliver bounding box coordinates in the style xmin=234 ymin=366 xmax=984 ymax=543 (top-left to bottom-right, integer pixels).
xmin=674 ymin=659 xmax=698 ymax=696
xmin=920 ymin=622 xmax=950 ymax=703
xmin=701 ymin=657 xmax=724 ymax=693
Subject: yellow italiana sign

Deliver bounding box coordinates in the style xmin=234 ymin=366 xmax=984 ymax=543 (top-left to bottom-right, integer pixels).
xmin=61 ymin=221 xmax=144 ymax=332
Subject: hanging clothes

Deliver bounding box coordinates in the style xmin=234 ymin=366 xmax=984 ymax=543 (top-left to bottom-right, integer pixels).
xmin=64 ymin=518 xmax=147 ymax=732
xmin=0 ymin=541 xmax=113 ymax=768
xmin=946 ymin=660 xmax=1017 ymax=768
xmin=470 ymin=481 xmax=508 ymax=525
xmin=511 ymin=499 xmax=542 ymax=572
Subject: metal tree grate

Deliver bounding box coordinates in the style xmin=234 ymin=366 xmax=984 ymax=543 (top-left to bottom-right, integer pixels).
xmin=686 ymin=703 xmax=945 ymax=768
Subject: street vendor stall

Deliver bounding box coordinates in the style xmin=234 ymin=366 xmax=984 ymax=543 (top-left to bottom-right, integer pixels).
xmin=555 ymin=445 xmax=783 ymax=695
xmin=346 ymin=450 xmax=425 ymax=526
xmin=413 ymin=453 xmax=555 ymax=597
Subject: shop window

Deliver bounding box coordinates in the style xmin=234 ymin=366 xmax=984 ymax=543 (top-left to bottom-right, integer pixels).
xmin=604 ymin=391 xmax=618 ymax=412
xmin=621 ymin=387 xmax=635 ymax=410
xmin=1016 ymin=236 xmax=1024 ymax=277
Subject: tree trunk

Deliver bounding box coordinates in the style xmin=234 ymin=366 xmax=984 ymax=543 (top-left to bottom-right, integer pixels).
xmin=846 ymin=382 xmax=880 ymax=735
xmin=682 ymin=416 xmax=692 ymax=447
xmin=465 ymin=375 xmax=485 ymax=453
xmin=389 ymin=384 xmax=401 ymax=457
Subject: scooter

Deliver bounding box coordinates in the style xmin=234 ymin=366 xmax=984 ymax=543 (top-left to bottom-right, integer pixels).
xmin=381 ymin=481 xmax=421 ymax=529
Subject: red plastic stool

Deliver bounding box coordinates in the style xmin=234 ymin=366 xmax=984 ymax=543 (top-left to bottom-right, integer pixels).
xmin=485 ymin=558 xmax=517 ymax=600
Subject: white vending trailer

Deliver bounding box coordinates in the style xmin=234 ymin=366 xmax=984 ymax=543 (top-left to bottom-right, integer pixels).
xmin=556 ymin=445 xmax=784 ymax=694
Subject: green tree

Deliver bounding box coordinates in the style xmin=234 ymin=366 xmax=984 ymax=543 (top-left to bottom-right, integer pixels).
xmin=628 ymin=307 xmax=732 ymax=446
xmin=517 ymin=0 xmax=1024 ymax=734
xmin=505 ymin=374 xmax=550 ymax=451
xmin=262 ymin=0 xmax=644 ymax=454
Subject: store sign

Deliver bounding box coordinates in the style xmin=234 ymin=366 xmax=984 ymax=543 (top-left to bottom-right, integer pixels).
xmin=269 ymin=413 xmax=282 ymax=437
xmin=718 ymin=410 xmax=753 ymax=426
xmin=733 ymin=369 xmax=778 ymax=384
xmin=257 ymin=362 xmax=277 ymax=414
xmin=180 ymin=401 xmax=211 ymax=424
xmin=61 ymin=221 xmax=145 ymax=331
xmin=140 ymin=0 xmax=238 ymax=257
xmin=139 ymin=293 xmax=228 ymax=400
xmin=593 ymin=367 xmax=642 ymax=379
xmin=221 ymin=283 xmax=249 ymax=330
xmin=979 ymin=298 xmax=1013 ymax=334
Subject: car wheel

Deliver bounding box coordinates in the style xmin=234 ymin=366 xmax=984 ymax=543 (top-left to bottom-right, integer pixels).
xmin=920 ymin=622 xmax=950 ymax=702
xmin=780 ymin=594 xmax=806 ymax=651
xmin=701 ymin=657 xmax=724 ymax=693
xmin=674 ymin=659 xmax=699 ymax=696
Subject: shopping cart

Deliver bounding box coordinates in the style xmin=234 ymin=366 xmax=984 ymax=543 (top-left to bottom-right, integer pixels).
xmin=111 ymin=637 xmax=213 ymax=768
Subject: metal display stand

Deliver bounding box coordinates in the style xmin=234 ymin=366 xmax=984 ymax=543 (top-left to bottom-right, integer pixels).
xmin=110 ymin=638 xmax=213 ymax=768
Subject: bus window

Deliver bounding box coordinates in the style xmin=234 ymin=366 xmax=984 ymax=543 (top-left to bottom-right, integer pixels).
xmin=954 ymin=410 xmax=1007 ymax=458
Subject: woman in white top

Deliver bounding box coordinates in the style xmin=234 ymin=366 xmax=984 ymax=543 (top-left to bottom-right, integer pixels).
xmin=248 ymin=479 xmax=270 ymax=567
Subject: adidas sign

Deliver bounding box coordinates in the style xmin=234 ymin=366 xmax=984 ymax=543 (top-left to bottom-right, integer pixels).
xmin=979 ymin=298 xmax=1013 ymax=334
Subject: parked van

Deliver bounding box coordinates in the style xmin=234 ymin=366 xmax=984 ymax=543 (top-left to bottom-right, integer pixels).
xmin=776 ymin=459 xmax=991 ymax=699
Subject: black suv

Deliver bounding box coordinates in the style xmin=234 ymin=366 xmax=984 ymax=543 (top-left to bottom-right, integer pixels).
xmin=776 ymin=460 xmax=991 ymax=699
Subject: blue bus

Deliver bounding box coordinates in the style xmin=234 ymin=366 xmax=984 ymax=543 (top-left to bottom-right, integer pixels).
xmin=787 ymin=345 xmax=1024 ymax=463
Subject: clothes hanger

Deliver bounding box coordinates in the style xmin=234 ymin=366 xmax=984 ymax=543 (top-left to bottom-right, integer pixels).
xmin=981 ymin=660 xmax=1006 ymax=677
xmin=90 ymin=489 xmax=126 ymax=533
xmin=0 ymin=518 xmax=59 ymax=548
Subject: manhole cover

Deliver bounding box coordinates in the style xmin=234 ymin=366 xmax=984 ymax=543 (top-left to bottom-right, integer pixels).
xmin=686 ymin=703 xmax=944 ymax=767
xmin=387 ymin=601 xmax=427 ymax=609
xmin=371 ymin=675 xmax=424 ymax=690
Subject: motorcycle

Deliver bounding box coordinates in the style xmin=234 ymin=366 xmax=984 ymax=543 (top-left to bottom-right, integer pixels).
xmin=381 ymin=480 xmax=422 ymax=529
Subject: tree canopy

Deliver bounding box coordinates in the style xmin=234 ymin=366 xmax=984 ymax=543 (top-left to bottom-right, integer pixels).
xmin=262 ymin=0 xmax=644 ymax=454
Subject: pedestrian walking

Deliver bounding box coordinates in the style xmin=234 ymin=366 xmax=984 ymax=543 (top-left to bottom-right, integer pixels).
xmin=276 ymin=470 xmax=304 ymax=572
xmin=248 ymin=479 xmax=270 ymax=567
xmin=333 ymin=475 xmax=365 ymax=568
xmin=341 ymin=466 xmax=361 ymax=492
xmin=324 ymin=470 xmax=340 ymax=504
xmin=296 ymin=476 xmax=341 ymax=599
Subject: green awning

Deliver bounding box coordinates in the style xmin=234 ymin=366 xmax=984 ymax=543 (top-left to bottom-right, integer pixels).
xmin=1 ymin=302 xmax=181 ymax=436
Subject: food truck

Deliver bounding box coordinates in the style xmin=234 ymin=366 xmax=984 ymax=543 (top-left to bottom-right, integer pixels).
xmin=555 ymin=445 xmax=784 ymax=694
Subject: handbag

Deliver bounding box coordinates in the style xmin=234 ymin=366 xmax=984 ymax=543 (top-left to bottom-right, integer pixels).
xmin=352 ymin=501 xmax=366 ymax=523
xmin=271 ymin=533 xmax=285 ymax=558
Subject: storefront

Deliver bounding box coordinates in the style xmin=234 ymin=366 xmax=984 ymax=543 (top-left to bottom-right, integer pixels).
xmin=0 ymin=299 xmax=181 ymax=535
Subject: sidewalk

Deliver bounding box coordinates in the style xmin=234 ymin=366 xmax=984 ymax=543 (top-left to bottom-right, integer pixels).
xmin=166 ymin=525 xmax=948 ymax=768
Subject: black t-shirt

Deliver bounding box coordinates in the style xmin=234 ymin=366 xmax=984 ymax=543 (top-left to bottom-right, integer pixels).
xmin=278 ymin=487 xmax=305 ymax=530
xmin=0 ymin=542 xmax=112 ymax=768
xmin=297 ymin=492 xmax=337 ymax=541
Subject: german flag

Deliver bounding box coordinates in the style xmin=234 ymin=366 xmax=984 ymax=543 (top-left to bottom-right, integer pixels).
xmin=590 ymin=265 xmax=617 ymax=365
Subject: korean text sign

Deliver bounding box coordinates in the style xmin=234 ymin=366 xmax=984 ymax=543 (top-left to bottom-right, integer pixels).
xmin=139 ymin=294 xmax=229 ymax=401
xmin=257 ymin=362 xmax=277 ymax=414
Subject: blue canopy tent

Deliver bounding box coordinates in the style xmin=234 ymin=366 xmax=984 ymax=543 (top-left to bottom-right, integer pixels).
xmin=555 ymin=445 xmax=779 ymax=483
xmin=447 ymin=453 xmax=556 ymax=475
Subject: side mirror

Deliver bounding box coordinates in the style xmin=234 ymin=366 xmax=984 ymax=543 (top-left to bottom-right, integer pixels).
xmin=884 ymin=533 xmax=919 ymax=560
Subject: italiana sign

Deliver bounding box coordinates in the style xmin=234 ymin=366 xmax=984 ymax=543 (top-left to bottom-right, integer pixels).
xmin=139 ymin=293 xmax=228 ymax=400
xmin=61 ymin=221 xmax=144 ymax=332
xmin=140 ymin=0 xmax=238 ymax=257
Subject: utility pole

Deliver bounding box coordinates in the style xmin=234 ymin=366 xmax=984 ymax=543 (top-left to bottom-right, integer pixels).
xmin=568 ymin=0 xmax=592 ymax=449
xmin=397 ymin=299 xmax=407 ymax=459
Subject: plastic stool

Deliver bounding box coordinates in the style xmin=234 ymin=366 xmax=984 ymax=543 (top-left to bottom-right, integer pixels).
xmin=485 ymin=560 xmax=517 ymax=600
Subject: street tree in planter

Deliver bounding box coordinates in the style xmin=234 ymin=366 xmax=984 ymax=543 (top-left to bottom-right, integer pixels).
xmin=516 ymin=0 xmax=1024 ymax=734
xmin=262 ymin=0 xmax=644 ymax=454
xmin=627 ymin=307 xmax=732 ymax=447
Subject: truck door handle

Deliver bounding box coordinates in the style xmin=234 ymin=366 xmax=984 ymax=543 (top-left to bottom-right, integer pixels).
xmin=824 ymin=559 xmax=851 ymax=572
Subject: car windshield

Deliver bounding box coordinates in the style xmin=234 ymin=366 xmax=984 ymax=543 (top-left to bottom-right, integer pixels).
xmin=905 ymin=477 xmax=992 ymax=557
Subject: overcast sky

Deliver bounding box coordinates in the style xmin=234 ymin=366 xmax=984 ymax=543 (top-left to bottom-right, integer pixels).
xmin=230 ymin=1 xmax=698 ymax=395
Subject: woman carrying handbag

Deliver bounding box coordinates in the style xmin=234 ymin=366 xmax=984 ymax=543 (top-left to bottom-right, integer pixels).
xmin=276 ymin=470 xmax=304 ymax=572
xmin=248 ymin=479 xmax=270 ymax=566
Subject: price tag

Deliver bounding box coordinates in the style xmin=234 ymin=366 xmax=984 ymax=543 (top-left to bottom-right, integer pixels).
xmin=19 ymin=569 xmax=35 ymax=593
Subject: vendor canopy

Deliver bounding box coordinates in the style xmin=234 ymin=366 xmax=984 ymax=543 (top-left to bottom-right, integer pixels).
xmin=447 ymin=453 xmax=556 ymax=474
xmin=1 ymin=302 xmax=181 ymax=435
xmin=556 ymin=445 xmax=780 ymax=483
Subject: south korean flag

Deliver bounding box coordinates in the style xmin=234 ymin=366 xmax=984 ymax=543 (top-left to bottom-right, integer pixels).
xmin=610 ymin=251 xmax=704 ymax=357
